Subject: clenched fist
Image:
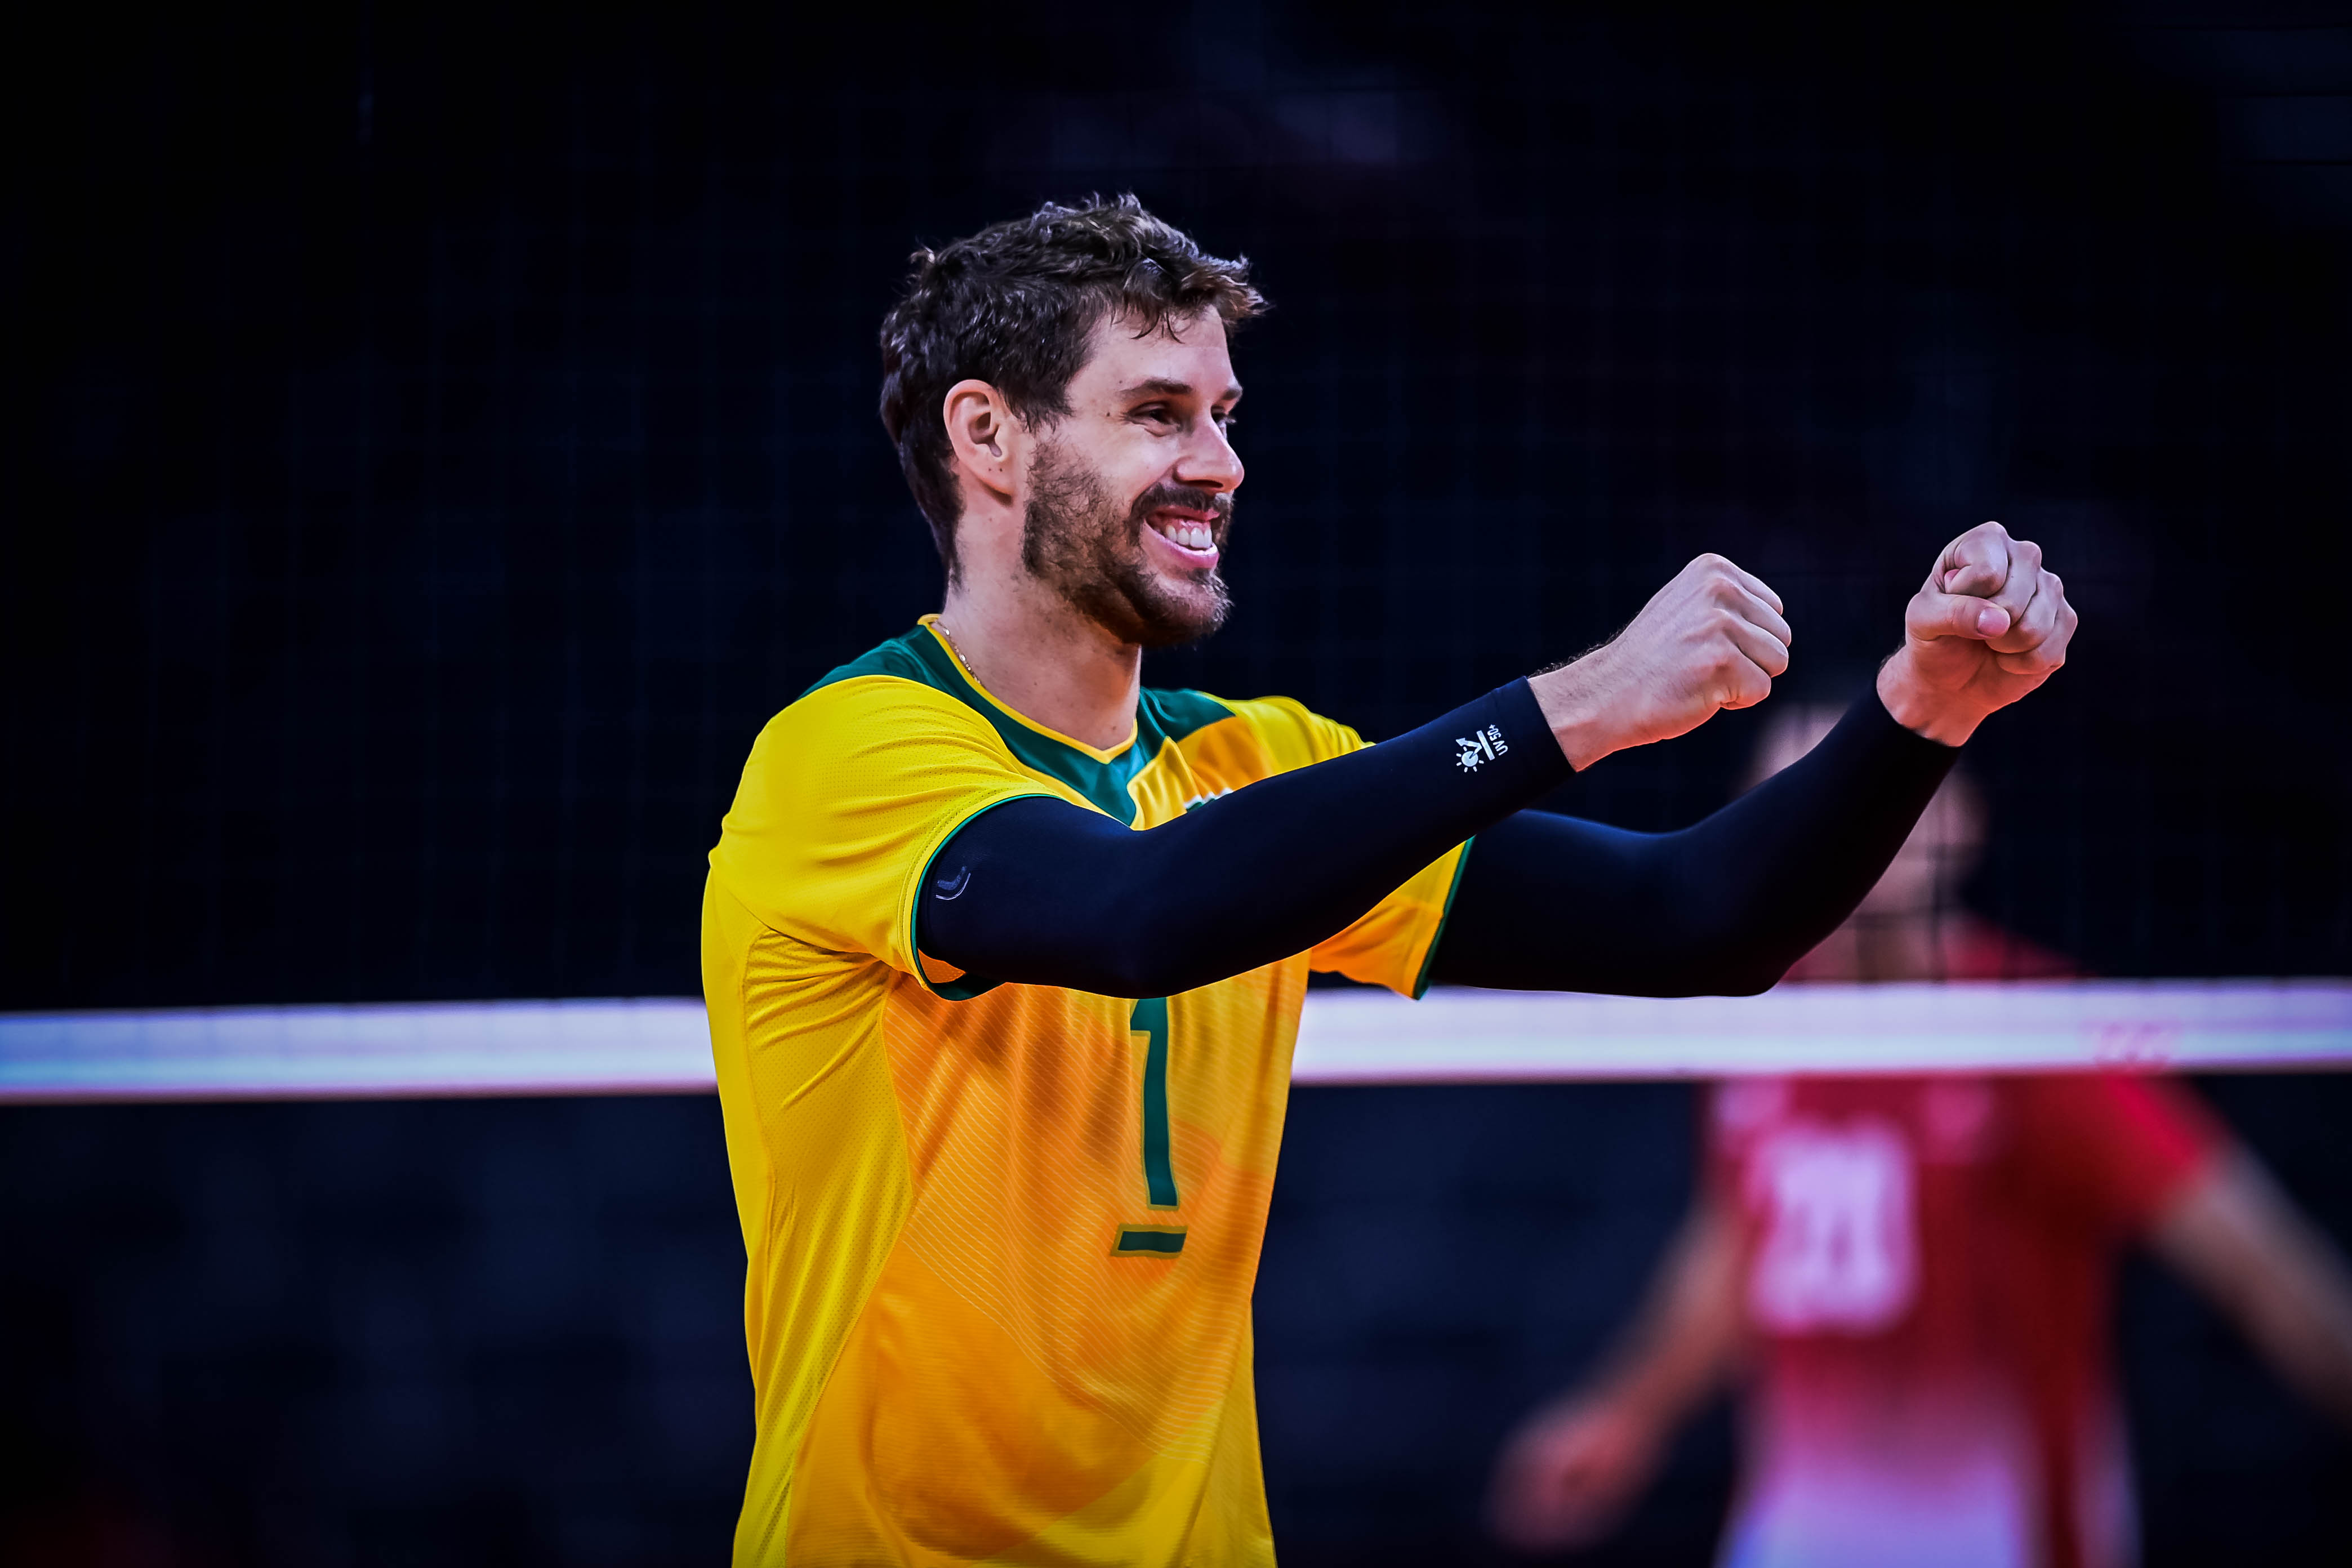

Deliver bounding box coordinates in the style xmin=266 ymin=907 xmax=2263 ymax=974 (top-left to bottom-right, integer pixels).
xmin=1530 ymin=554 xmax=1792 ymax=770
xmin=1530 ymin=524 xmax=2075 ymax=769
xmin=1877 ymin=520 xmax=2077 ymax=745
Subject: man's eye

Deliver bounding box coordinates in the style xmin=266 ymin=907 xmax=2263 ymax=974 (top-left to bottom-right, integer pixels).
xmin=1215 ymin=412 xmax=1239 ymax=431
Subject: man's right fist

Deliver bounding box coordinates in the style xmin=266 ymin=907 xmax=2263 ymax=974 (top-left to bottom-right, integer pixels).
xmin=1531 ymin=554 xmax=1792 ymax=771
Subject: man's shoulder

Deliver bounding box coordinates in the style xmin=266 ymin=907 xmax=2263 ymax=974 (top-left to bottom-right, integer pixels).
xmin=799 ymin=622 xmax=964 ymax=703
xmin=766 ymin=625 xmax=994 ymax=740
xmin=1154 ymin=691 xmax=1367 ymax=774
xmin=713 ymin=627 xmax=1055 ymax=913
xmin=727 ymin=631 xmax=1017 ymax=825
xmin=1136 ymin=684 xmax=1239 ymax=741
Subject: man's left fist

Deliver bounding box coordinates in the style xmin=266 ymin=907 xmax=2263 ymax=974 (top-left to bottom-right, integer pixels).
xmin=1876 ymin=520 xmax=2078 ymax=746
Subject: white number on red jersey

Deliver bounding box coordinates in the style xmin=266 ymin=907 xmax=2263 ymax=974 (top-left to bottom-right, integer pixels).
xmin=1745 ymin=1120 xmax=1917 ymax=1333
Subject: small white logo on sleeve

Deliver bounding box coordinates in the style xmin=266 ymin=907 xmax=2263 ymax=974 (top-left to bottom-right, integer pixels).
xmin=1455 ymin=724 xmax=1509 ymax=773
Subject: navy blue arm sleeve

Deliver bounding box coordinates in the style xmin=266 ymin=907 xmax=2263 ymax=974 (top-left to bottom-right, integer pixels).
xmin=918 ymin=680 xmax=1571 ymax=997
xmin=918 ymin=684 xmax=1957 ymax=1000
xmin=1427 ymin=695 xmax=1958 ymax=995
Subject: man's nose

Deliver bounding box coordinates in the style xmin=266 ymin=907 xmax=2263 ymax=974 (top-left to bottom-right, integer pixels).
xmin=1175 ymin=418 xmax=1244 ymax=493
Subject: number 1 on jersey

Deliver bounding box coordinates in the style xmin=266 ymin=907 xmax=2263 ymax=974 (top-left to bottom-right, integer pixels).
xmin=1131 ymin=996 xmax=1178 ymax=1209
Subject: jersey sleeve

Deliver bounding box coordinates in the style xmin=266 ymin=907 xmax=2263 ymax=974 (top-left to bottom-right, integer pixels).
xmin=2010 ymin=1072 xmax=2229 ymax=1236
xmin=707 ymin=675 xmax=1067 ymax=992
xmin=1209 ymin=695 xmax=1472 ymax=998
xmin=1306 ymin=845 xmax=1472 ymax=996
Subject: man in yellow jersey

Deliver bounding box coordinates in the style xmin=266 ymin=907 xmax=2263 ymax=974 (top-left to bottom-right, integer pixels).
xmin=703 ymin=194 xmax=2078 ymax=1565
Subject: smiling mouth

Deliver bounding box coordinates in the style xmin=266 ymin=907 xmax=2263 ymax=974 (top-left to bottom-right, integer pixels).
xmin=1146 ymin=510 xmax=1223 ymax=563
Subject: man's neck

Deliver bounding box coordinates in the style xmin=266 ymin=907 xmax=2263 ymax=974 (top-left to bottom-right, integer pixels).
xmin=937 ymin=580 xmax=1142 ymax=752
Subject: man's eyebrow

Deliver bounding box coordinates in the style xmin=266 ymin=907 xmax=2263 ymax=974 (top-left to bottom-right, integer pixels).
xmin=1119 ymin=377 xmax=1245 ymax=403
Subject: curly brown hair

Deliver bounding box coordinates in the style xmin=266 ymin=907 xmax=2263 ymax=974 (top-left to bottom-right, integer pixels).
xmin=877 ymin=195 xmax=1266 ymax=578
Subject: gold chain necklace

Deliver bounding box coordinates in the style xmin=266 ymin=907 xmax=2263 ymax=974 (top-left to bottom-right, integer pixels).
xmin=934 ymin=620 xmax=978 ymax=681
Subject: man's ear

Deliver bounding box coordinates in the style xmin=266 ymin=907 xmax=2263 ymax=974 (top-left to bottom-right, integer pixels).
xmin=943 ymin=379 xmax=1020 ymax=504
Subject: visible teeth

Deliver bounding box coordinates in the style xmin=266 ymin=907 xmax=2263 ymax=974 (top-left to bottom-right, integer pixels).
xmin=1161 ymin=522 xmax=1214 ymax=551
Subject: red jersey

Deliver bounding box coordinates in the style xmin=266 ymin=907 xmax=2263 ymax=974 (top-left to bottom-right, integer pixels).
xmin=1706 ymin=1070 xmax=2220 ymax=1568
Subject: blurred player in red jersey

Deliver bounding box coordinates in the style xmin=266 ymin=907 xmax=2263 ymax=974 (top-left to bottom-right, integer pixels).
xmin=1487 ymin=706 xmax=2352 ymax=1568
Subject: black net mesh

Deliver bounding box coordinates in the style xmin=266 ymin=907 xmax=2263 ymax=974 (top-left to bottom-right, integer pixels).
xmin=6 ymin=3 xmax=2349 ymax=1008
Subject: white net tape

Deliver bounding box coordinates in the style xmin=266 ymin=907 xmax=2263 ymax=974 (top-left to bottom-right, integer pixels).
xmin=3 ymin=981 xmax=2346 ymax=1102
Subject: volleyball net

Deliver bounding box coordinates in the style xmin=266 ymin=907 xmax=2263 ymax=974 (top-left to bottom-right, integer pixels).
xmin=3 ymin=981 xmax=2346 ymax=1103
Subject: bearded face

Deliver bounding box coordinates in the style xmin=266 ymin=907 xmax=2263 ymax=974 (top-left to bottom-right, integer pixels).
xmin=1021 ymin=435 xmax=1234 ymax=648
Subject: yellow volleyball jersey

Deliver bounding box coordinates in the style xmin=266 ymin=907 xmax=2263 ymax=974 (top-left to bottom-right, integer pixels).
xmin=703 ymin=617 xmax=1467 ymax=1566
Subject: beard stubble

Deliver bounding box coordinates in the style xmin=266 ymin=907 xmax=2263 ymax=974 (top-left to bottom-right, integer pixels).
xmin=1021 ymin=441 xmax=1233 ymax=648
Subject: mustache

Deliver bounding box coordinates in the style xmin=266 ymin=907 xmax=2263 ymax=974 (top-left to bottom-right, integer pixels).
xmin=1129 ymin=483 xmax=1234 ymax=531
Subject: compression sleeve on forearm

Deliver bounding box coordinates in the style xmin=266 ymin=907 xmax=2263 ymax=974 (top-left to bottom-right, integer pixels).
xmin=916 ymin=679 xmax=1573 ymax=997
xmin=1427 ymin=693 xmax=1960 ymax=995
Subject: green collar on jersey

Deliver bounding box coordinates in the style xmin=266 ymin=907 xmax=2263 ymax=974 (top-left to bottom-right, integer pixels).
xmin=804 ymin=623 xmax=1234 ymax=827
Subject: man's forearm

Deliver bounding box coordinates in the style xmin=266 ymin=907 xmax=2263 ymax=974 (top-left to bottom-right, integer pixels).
xmin=1429 ymin=694 xmax=1958 ymax=994
xmin=918 ymin=680 xmax=1571 ymax=996
xmin=2156 ymin=1156 xmax=2352 ymax=1428
xmin=1590 ymin=1202 xmax=1747 ymax=1424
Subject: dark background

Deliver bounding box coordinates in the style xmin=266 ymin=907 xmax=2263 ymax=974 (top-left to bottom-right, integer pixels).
xmin=8 ymin=1078 xmax=2352 ymax=1566
xmin=7 ymin=0 xmax=2352 ymax=1006
xmin=6 ymin=0 xmax=2352 ymax=1563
